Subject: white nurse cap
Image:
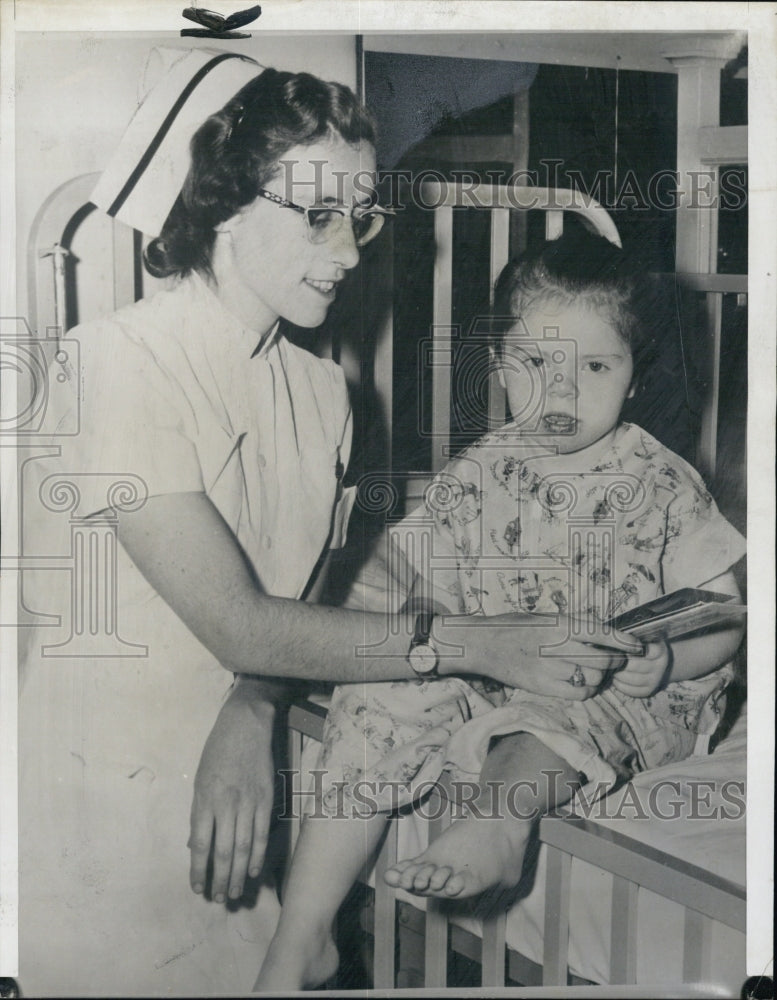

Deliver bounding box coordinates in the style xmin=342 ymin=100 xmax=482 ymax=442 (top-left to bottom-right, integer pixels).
xmin=91 ymin=47 xmax=264 ymax=237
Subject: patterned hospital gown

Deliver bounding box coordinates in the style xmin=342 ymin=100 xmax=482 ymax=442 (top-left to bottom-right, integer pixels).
xmin=319 ymin=421 xmax=746 ymax=813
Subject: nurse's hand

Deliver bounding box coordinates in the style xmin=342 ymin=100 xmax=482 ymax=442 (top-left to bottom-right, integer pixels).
xmin=189 ymin=676 xmax=279 ymax=902
xmin=437 ymin=613 xmax=640 ymax=699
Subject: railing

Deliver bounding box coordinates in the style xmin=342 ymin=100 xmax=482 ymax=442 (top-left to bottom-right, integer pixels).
xmin=421 ymin=181 xmax=620 ymax=475
xmin=285 ymin=697 xmax=746 ymax=990
xmin=541 ymin=813 xmax=746 ymax=987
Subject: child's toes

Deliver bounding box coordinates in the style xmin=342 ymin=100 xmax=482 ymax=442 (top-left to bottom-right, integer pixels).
xmin=398 ymin=862 xmax=426 ymax=892
xmin=410 ymin=863 xmax=438 ymax=893
xmin=383 ymin=860 xmax=413 ymax=887
xmin=428 ymin=865 xmax=454 ymax=892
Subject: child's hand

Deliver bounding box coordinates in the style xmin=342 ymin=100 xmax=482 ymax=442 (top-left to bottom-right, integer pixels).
xmin=610 ymin=639 xmax=671 ymax=698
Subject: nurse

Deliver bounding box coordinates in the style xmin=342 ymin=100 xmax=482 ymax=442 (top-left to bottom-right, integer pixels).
xmin=18 ymin=47 xmax=627 ymax=996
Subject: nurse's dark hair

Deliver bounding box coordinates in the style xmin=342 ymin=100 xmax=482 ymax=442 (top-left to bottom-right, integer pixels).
xmin=492 ymin=227 xmax=659 ymax=387
xmin=144 ymin=68 xmax=376 ymax=279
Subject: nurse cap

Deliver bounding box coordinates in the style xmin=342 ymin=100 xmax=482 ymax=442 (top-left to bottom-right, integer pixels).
xmin=91 ymin=47 xmax=264 ymax=237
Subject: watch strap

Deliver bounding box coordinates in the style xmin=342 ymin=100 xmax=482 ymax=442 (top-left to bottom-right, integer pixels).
xmin=410 ymin=610 xmax=435 ymax=649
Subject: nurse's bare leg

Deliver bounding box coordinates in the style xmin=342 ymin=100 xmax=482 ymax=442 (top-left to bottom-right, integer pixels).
xmin=254 ymin=809 xmax=389 ymax=991
xmin=384 ymin=733 xmax=581 ymax=899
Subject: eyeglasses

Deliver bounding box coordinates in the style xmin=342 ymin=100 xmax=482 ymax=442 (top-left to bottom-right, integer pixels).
xmin=256 ymin=188 xmax=392 ymax=247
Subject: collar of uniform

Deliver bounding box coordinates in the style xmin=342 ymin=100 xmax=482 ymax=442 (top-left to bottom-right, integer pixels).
xmin=250 ymin=323 xmax=281 ymax=360
xmin=187 ymin=269 xmax=282 ymax=359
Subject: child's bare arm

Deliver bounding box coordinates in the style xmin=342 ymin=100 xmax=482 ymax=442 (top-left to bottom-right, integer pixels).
xmin=611 ymin=570 xmax=744 ymax=698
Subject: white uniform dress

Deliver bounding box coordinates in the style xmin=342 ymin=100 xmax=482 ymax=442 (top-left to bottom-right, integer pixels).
xmin=18 ymin=272 xmax=354 ymax=996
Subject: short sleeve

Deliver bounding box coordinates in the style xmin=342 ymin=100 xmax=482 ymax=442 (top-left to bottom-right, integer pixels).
xmin=660 ymin=467 xmax=746 ymax=592
xmin=394 ymin=495 xmax=461 ymax=610
xmin=341 ymin=472 xmax=462 ymax=614
xmin=60 ymin=321 xmax=204 ymax=517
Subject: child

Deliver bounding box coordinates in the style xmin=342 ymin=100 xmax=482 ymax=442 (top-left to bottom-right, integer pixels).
xmin=255 ymin=230 xmax=745 ymax=990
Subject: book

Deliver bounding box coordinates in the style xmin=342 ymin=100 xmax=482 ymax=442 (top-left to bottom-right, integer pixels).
xmin=605 ymin=588 xmax=747 ymax=643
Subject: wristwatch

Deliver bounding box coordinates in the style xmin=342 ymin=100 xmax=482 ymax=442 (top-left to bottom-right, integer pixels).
xmin=407 ymin=611 xmax=439 ymax=677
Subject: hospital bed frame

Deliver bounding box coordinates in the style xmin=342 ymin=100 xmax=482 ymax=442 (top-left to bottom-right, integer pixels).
xmin=285 ymin=698 xmax=746 ymax=990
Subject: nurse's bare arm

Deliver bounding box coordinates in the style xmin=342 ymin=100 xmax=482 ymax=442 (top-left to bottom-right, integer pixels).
xmin=190 ymin=554 xmax=455 ymax=901
xmin=185 ymin=550 xmax=332 ymax=903
xmin=115 ymin=491 xmax=636 ymax=691
xmin=188 ymin=674 xmax=278 ymax=901
xmin=115 ymin=492 xmax=631 ymax=899
xmin=116 ymin=492 xmax=410 ymax=681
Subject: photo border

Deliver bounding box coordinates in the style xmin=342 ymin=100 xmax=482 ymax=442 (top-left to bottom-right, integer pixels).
xmin=1 ymin=0 xmax=773 ymax=991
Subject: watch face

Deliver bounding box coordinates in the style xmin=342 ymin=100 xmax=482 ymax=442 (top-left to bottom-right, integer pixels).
xmin=409 ymin=642 xmax=438 ymax=674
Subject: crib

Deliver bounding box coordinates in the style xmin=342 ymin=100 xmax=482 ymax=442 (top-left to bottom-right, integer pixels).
xmin=15 ymin=29 xmax=749 ymax=997
xmin=280 ymin=36 xmax=750 ymax=993
xmin=286 ymin=697 xmax=746 ymax=991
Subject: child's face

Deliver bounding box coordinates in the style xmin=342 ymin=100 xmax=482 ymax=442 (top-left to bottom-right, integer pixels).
xmin=498 ymin=297 xmax=635 ymax=459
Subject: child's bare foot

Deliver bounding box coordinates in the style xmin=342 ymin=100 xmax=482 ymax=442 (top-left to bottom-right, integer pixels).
xmin=383 ymin=813 xmax=531 ymax=899
xmin=253 ymin=926 xmax=339 ymax=992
